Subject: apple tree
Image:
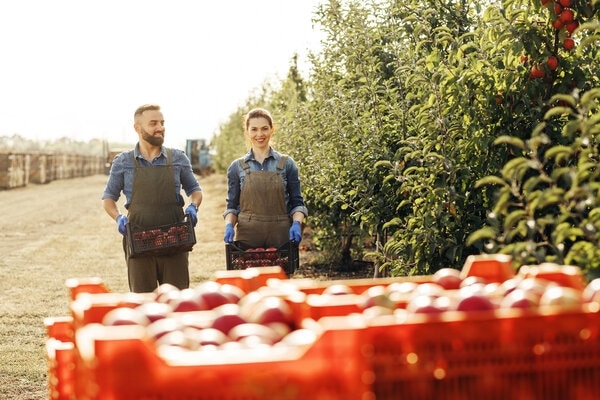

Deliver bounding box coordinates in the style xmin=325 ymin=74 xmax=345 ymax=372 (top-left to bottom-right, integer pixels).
xmin=467 ymin=0 xmax=600 ymax=278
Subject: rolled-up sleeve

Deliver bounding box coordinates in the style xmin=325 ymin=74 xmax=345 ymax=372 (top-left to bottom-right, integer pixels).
xmin=101 ymin=153 xmax=126 ymax=201
xmin=176 ymin=150 xmax=201 ymax=196
xmin=286 ymin=157 xmax=308 ymax=217
xmin=223 ymin=160 xmax=241 ymax=218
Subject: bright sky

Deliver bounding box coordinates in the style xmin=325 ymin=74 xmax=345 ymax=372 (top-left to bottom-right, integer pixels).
xmin=0 ymin=0 xmax=323 ymax=148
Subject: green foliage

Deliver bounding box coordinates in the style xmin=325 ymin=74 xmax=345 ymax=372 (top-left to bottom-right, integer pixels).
xmin=211 ymin=0 xmax=600 ymax=277
xmin=469 ymin=88 xmax=600 ymax=278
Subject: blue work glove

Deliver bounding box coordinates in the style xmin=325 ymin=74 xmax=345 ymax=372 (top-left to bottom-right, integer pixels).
xmin=224 ymin=223 xmax=235 ymax=243
xmin=116 ymin=214 xmax=128 ymax=236
xmin=185 ymin=204 xmax=198 ymax=227
xmin=289 ymin=221 xmax=302 ymax=244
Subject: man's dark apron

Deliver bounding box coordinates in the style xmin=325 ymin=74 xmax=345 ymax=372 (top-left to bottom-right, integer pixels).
xmin=123 ymin=149 xmax=188 ymax=292
xmin=235 ymin=156 xmax=290 ymax=249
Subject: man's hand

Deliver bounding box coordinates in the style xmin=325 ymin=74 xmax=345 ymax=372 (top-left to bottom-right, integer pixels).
xmin=185 ymin=204 xmax=198 ymax=227
xmin=289 ymin=221 xmax=302 ymax=244
xmin=116 ymin=214 xmax=128 ymax=236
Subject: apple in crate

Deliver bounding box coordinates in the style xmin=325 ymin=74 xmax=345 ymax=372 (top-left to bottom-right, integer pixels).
xmin=406 ymin=294 xmax=445 ymax=314
xmin=102 ymin=307 xmax=151 ymax=326
xmin=455 ymin=286 xmax=496 ymax=312
xmin=135 ymin=301 xmax=172 ymax=323
xmin=500 ymin=288 xmax=539 ymax=309
xmin=146 ymin=317 xmax=183 ymax=341
xmin=583 ymin=278 xmax=600 ymax=303
xmin=194 ymin=281 xmax=232 ymax=309
xmin=246 ymin=296 xmax=295 ymax=329
xmin=539 ymin=286 xmax=583 ymax=309
xmin=432 ymin=267 xmax=463 ymax=290
xmin=185 ymin=327 xmax=231 ymax=347
xmin=211 ymin=303 xmax=247 ymax=335
xmin=228 ymin=322 xmax=283 ymax=345
xmin=220 ymin=283 xmax=246 ymax=304
xmin=322 ymin=283 xmax=355 ymax=295
xmin=154 ymin=283 xmax=181 ymax=303
xmin=360 ymin=285 xmax=396 ymax=310
xmin=168 ymin=288 xmax=208 ymax=312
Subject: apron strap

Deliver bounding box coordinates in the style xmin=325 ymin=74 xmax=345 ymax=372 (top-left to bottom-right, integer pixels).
xmin=239 ymin=155 xmax=288 ymax=171
xmin=239 ymin=158 xmax=250 ymax=170
xmin=276 ymin=155 xmax=287 ymax=171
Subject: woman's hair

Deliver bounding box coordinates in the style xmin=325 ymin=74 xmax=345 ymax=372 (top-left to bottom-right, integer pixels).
xmin=243 ymin=108 xmax=274 ymax=130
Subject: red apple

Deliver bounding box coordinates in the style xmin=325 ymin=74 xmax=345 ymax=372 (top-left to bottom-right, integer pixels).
xmin=277 ymin=328 xmax=318 ymax=347
xmin=102 ymin=307 xmax=151 ymax=326
xmin=134 ymin=301 xmax=172 ymax=323
xmin=564 ymin=37 xmax=575 ymax=51
xmin=211 ymin=304 xmax=247 ymax=335
xmin=516 ymin=277 xmax=554 ymax=299
xmin=154 ymin=283 xmax=181 ymax=303
xmin=411 ymin=282 xmax=446 ymax=298
xmin=386 ymin=281 xmax=419 ymax=295
xmin=362 ymin=305 xmax=395 ymax=319
xmin=539 ymin=286 xmax=583 ymax=309
xmin=155 ymin=329 xmax=191 ymax=349
xmin=583 ymin=278 xmax=600 ymax=303
xmin=228 ymin=323 xmax=282 ymax=345
xmin=185 ymin=327 xmax=230 ymax=347
xmin=500 ymin=288 xmax=539 ymax=309
xmin=146 ymin=317 xmax=183 ymax=341
xmin=246 ymin=296 xmax=295 ymax=329
xmin=432 ymin=267 xmax=463 ymax=290
xmin=322 ymin=283 xmax=354 ymax=295
xmin=406 ymin=294 xmax=444 ymax=314
xmin=455 ymin=290 xmax=496 ymax=312
xmin=360 ymin=285 xmax=396 ymax=310
xmin=194 ymin=281 xmax=232 ymax=309
xmin=220 ymin=283 xmax=246 ymax=304
xmin=169 ymin=288 xmax=208 ymax=312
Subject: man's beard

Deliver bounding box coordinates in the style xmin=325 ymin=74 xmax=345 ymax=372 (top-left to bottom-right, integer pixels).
xmin=141 ymin=129 xmax=164 ymax=146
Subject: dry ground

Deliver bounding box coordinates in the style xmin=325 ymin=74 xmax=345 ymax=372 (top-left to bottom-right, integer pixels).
xmin=0 ymin=172 xmax=371 ymax=399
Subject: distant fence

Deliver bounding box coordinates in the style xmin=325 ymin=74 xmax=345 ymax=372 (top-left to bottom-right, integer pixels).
xmin=0 ymin=152 xmax=105 ymax=190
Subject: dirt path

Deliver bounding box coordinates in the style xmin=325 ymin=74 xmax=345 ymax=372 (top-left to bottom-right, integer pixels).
xmin=0 ymin=173 xmax=229 ymax=313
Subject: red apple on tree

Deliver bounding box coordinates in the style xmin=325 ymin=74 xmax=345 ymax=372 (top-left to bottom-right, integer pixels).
xmin=547 ymin=55 xmax=559 ymax=71
xmin=564 ymin=37 xmax=575 ymax=51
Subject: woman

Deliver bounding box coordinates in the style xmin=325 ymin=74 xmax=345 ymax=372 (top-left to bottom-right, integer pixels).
xmin=223 ymin=108 xmax=308 ymax=249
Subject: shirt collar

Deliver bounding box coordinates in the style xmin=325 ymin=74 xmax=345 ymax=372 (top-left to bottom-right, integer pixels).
xmin=244 ymin=147 xmax=277 ymax=162
xmin=134 ymin=143 xmax=166 ymax=160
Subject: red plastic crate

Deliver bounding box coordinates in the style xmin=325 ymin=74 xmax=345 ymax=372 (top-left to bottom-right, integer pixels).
xmin=45 ymin=317 xmax=77 ymax=400
xmin=69 ymin=316 xmax=371 ymax=400
xmin=365 ymin=305 xmax=600 ymax=400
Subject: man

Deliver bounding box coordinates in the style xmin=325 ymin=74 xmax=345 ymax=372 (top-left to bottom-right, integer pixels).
xmin=102 ymin=104 xmax=203 ymax=293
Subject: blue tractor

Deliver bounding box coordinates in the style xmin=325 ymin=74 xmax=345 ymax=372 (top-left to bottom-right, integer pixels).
xmin=185 ymin=139 xmax=213 ymax=176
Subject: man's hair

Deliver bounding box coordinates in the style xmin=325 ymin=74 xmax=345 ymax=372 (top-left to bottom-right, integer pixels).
xmin=134 ymin=104 xmax=161 ymax=122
